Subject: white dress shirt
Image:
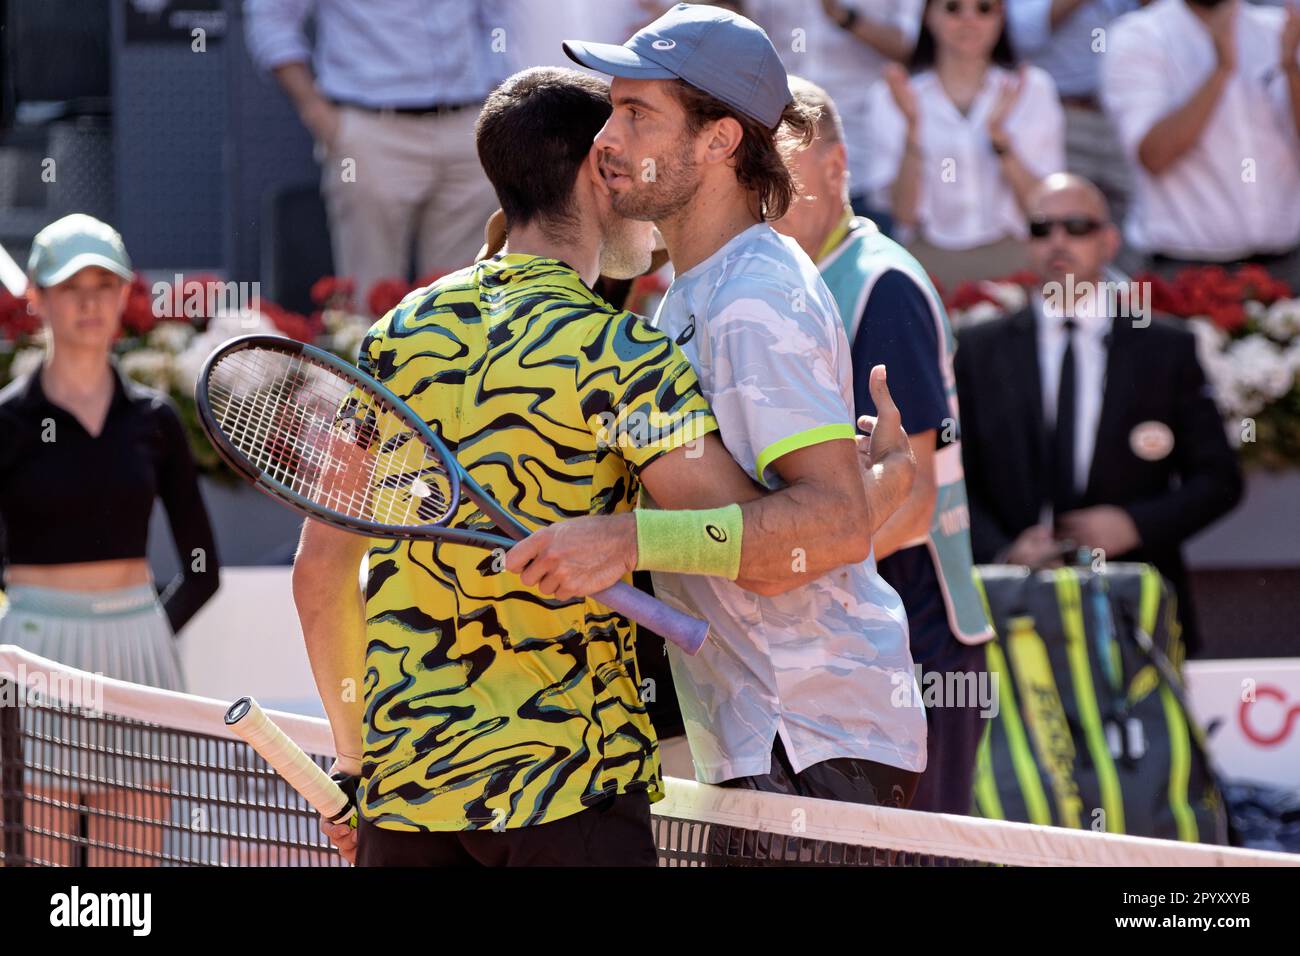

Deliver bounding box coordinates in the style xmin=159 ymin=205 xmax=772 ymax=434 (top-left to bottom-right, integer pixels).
xmin=1007 ymin=0 xmax=1139 ymax=98
xmin=1036 ymin=291 xmax=1112 ymax=500
xmin=1100 ymin=0 xmax=1300 ymax=259
xmin=865 ymin=65 xmax=1067 ymax=249
xmin=244 ymin=0 xmax=512 ymax=107
xmin=748 ymin=0 xmax=924 ymax=200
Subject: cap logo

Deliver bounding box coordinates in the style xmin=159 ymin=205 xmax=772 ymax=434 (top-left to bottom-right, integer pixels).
xmin=651 ymin=39 xmax=677 ymax=50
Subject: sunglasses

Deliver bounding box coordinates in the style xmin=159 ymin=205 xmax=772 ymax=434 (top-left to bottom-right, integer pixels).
xmin=941 ymin=0 xmax=999 ymax=16
xmin=1028 ymin=217 xmax=1105 ymax=239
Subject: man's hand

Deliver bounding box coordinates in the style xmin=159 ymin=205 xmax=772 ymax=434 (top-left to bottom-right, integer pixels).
xmin=300 ymin=94 xmax=342 ymax=150
xmin=320 ymin=815 xmax=357 ymax=864
xmin=1001 ymin=524 xmax=1064 ymax=568
xmin=1055 ymin=505 xmax=1141 ymax=558
xmin=857 ymin=365 xmax=915 ymax=476
xmin=318 ymin=758 xmax=360 ymax=865
xmin=504 ymin=511 xmax=638 ymax=599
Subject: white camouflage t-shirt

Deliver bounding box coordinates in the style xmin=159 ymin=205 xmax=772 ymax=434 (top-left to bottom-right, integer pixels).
xmin=648 ymin=223 xmax=927 ymax=783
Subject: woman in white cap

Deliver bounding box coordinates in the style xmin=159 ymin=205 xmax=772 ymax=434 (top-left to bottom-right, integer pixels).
xmin=0 ymin=213 xmax=220 ymax=864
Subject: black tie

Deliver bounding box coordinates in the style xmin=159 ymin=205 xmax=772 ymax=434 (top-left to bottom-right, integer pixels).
xmin=1052 ymin=319 xmax=1077 ymax=516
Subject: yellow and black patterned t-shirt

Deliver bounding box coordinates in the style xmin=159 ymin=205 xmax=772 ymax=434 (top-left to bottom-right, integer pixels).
xmin=355 ymin=254 xmax=717 ymax=832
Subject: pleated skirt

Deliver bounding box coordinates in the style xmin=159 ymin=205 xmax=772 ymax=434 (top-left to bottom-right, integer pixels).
xmin=0 ymin=583 xmax=184 ymax=691
xmin=0 ymin=583 xmax=184 ymax=788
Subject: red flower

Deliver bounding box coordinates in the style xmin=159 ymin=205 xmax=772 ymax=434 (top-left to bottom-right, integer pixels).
xmin=310 ymin=275 xmax=356 ymax=309
xmin=261 ymin=301 xmax=317 ymax=342
xmin=945 ymin=281 xmax=1001 ymax=312
xmin=366 ymin=277 xmax=415 ymax=318
xmin=0 ymin=288 xmax=39 ymax=339
xmin=1206 ymin=302 xmax=1247 ymax=333
xmin=119 ymin=274 xmax=158 ymax=336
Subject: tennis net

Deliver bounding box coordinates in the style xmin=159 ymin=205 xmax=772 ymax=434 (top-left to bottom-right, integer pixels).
xmin=2 ymin=645 xmax=1295 ymax=868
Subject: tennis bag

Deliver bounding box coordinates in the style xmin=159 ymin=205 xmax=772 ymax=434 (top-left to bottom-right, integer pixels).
xmin=970 ymin=563 xmax=1228 ymax=844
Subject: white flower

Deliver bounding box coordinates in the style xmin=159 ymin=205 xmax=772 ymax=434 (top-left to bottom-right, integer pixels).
xmin=1228 ymin=335 xmax=1294 ymax=401
xmin=963 ymin=301 xmax=1004 ymax=326
xmin=119 ymin=348 xmax=174 ymax=392
xmin=8 ymin=347 xmax=45 ymax=382
xmin=172 ymin=346 xmax=209 ymax=397
xmin=147 ymin=320 xmax=195 ymax=355
xmin=1258 ymin=298 xmax=1300 ymax=343
xmin=984 ymin=281 xmax=1027 ymax=313
xmin=1206 ymin=334 xmax=1297 ymax=419
xmin=1187 ymin=317 xmax=1227 ymax=361
xmin=330 ymin=319 xmax=368 ymax=364
xmin=169 ymin=309 xmax=284 ymax=395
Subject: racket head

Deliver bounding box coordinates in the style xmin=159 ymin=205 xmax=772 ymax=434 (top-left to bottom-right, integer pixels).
xmin=195 ymin=334 xmax=461 ymax=538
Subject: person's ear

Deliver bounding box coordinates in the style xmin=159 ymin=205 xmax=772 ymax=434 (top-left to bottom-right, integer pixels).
xmin=585 ymin=144 xmax=611 ymax=199
xmin=703 ymin=116 xmax=744 ymax=166
xmin=830 ymin=142 xmax=849 ymax=193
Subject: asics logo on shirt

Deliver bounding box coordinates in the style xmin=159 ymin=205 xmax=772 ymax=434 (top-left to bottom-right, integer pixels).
xmin=676 ymin=314 xmax=696 ymax=347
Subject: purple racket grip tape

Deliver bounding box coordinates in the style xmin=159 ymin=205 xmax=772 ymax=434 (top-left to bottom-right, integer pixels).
xmin=594 ymin=580 xmax=709 ymax=654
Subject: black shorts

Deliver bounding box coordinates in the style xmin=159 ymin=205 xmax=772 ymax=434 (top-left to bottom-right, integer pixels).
xmin=355 ymin=790 xmax=658 ymax=867
xmin=709 ymin=735 xmax=920 ymax=865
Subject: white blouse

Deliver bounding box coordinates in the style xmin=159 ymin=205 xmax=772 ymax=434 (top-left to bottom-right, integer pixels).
xmin=864 ymin=65 xmax=1067 ymax=249
xmin=1100 ymin=0 xmax=1300 ymax=259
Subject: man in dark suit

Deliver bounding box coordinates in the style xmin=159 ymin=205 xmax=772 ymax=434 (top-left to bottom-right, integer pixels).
xmin=955 ymin=173 xmax=1243 ymax=656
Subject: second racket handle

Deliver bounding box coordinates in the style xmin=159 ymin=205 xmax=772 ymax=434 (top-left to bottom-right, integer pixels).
xmin=595 ymin=580 xmax=709 ymax=655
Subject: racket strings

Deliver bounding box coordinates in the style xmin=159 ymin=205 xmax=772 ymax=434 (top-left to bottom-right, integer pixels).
xmin=205 ymin=349 xmax=455 ymax=526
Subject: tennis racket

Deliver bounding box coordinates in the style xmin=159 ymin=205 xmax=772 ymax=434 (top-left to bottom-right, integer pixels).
xmin=194 ymin=334 xmax=709 ymax=653
xmin=223 ymin=696 xmax=355 ymax=828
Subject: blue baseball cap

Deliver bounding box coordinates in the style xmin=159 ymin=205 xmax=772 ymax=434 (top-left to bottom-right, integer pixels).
xmin=563 ymin=2 xmax=792 ymax=130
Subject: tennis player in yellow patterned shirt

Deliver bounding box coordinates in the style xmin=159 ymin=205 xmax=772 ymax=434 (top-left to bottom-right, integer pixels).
xmin=291 ymin=67 xmax=726 ymax=866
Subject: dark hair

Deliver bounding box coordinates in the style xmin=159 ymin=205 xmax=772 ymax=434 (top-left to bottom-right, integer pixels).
xmin=475 ymin=67 xmax=611 ymax=234
xmin=909 ymin=0 xmax=1016 ymax=72
xmin=668 ymin=79 xmax=817 ymax=222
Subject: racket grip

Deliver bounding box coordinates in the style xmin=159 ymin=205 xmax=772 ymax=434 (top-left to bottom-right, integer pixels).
xmin=224 ymin=697 xmax=356 ymax=828
xmin=594 ymin=580 xmax=710 ymax=655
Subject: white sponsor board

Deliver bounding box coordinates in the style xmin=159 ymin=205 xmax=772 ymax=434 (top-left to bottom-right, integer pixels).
xmin=1185 ymin=658 xmax=1300 ymax=789
xmin=178 ymin=567 xmax=323 ymax=716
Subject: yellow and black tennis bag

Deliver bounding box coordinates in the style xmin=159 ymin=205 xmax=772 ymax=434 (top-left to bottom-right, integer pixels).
xmin=971 ymin=563 xmax=1228 ymax=844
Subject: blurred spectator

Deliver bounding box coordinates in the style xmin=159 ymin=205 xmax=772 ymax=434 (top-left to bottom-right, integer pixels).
xmin=1006 ymin=0 xmax=1139 ymax=226
xmin=0 ymin=214 xmax=219 ymax=864
xmin=748 ymin=0 xmax=923 ymax=231
xmin=1100 ymin=0 xmax=1300 ymax=288
xmin=245 ymin=0 xmax=508 ymax=312
xmin=954 ymin=174 xmax=1242 ymax=656
xmin=865 ymin=0 xmax=1066 ymax=286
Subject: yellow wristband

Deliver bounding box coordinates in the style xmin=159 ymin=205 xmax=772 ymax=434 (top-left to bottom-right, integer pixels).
xmin=634 ymin=504 xmax=744 ymax=580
